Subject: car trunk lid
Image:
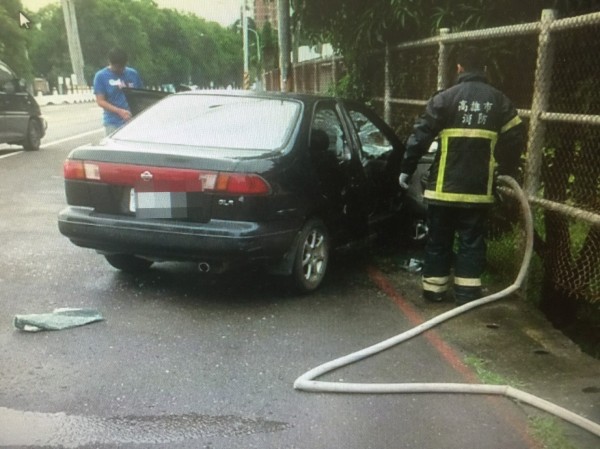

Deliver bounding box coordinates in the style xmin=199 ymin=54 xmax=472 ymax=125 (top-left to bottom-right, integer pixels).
xmin=64 ymin=142 xmax=273 ymax=222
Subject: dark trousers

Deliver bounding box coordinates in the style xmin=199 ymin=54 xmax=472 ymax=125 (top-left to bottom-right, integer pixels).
xmin=422 ymin=204 xmax=488 ymax=297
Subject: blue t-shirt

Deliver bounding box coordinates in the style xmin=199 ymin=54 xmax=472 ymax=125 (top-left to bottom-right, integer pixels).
xmin=93 ymin=66 xmax=143 ymax=127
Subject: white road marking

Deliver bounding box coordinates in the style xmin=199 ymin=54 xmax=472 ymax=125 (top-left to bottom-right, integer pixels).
xmin=0 ymin=129 xmax=104 ymax=160
xmin=41 ymin=128 xmax=104 ymax=149
xmin=0 ymin=151 xmax=23 ymax=159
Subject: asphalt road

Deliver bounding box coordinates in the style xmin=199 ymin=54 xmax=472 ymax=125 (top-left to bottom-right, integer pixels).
xmin=0 ymin=102 xmax=104 ymax=159
xmin=0 ymin=103 xmax=536 ymax=448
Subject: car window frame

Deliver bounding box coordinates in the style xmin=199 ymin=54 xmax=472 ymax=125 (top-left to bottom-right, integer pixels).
xmin=310 ymin=99 xmax=357 ymax=164
xmin=341 ymin=101 xmax=401 ymax=163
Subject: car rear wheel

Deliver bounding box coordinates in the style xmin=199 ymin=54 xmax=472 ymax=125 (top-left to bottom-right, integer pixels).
xmin=22 ymin=120 xmax=41 ymax=151
xmin=104 ymin=254 xmax=153 ymax=273
xmin=291 ymin=218 xmax=330 ymax=293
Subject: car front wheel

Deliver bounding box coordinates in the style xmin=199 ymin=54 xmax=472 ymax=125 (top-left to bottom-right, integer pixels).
xmin=104 ymin=254 xmax=153 ymax=273
xmin=22 ymin=120 xmax=42 ymax=151
xmin=291 ymin=218 xmax=330 ymax=293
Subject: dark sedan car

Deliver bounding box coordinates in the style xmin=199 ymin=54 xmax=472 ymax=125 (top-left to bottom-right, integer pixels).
xmin=58 ymin=90 xmax=408 ymax=292
xmin=0 ymin=60 xmax=46 ymax=151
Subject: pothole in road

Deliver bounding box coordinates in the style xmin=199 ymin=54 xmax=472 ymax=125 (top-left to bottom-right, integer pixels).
xmin=0 ymin=407 xmax=288 ymax=447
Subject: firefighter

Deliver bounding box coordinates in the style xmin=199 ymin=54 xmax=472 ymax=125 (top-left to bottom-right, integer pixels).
xmin=398 ymin=46 xmax=525 ymax=305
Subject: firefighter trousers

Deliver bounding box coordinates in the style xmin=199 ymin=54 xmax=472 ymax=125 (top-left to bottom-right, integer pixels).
xmin=422 ymin=204 xmax=489 ymax=301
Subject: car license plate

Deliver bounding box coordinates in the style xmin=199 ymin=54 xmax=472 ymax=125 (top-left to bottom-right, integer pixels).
xmin=130 ymin=189 xmax=188 ymax=219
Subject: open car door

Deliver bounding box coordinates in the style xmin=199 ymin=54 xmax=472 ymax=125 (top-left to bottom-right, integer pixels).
xmin=122 ymin=88 xmax=171 ymax=117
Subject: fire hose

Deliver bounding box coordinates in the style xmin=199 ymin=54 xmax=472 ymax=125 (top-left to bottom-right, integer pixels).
xmin=294 ymin=176 xmax=600 ymax=438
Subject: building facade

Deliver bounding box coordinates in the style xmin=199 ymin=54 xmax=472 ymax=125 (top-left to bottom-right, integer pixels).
xmin=253 ymin=0 xmax=278 ymax=29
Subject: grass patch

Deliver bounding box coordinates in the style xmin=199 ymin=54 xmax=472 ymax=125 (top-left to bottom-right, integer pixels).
xmin=465 ymin=356 xmax=579 ymax=449
xmin=463 ymin=356 xmax=523 ymax=387
xmin=486 ymin=226 xmax=522 ymax=283
xmin=528 ymin=416 xmax=577 ymax=449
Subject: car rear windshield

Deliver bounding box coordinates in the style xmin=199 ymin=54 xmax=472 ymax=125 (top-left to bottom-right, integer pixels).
xmin=113 ymin=94 xmax=301 ymax=151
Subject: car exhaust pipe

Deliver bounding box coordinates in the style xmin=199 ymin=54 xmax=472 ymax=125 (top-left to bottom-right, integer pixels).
xmin=198 ymin=262 xmax=211 ymax=273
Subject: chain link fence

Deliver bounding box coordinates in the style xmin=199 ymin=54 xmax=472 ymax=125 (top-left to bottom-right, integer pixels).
xmin=265 ymin=9 xmax=600 ymax=308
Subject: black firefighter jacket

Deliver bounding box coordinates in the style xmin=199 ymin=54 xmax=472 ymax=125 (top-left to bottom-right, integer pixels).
xmin=401 ymin=71 xmax=525 ymax=206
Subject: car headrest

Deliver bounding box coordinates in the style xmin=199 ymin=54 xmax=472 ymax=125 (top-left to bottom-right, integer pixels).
xmin=310 ymin=129 xmax=330 ymax=153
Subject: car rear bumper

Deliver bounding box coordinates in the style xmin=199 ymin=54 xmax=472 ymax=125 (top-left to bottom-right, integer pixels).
xmin=58 ymin=206 xmax=301 ymax=264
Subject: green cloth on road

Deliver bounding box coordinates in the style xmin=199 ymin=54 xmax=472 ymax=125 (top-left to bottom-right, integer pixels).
xmin=13 ymin=308 xmax=104 ymax=332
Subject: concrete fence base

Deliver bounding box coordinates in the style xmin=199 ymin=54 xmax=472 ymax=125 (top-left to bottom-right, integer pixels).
xmin=36 ymin=89 xmax=95 ymax=106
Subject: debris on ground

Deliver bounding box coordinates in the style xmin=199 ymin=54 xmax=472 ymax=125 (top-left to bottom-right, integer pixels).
xmin=13 ymin=308 xmax=104 ymax=332
xmin=400 ymin=258 xmax=423 ymax=274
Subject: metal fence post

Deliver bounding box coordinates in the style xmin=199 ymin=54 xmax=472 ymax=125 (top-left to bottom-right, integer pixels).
xmin=384 ymin=43 xmax=391 ymax=125
xmin=332 ymin=57 xmax=337 ymax=89
xmin=302 ymin=63 xmax=306 ymax=92
xmin=524 ymin=9 xmax=557 ymax=196
xmin=437 ymin=28 xmax=450 ymax=91
xmin=293 ymin=64 xmax=298 ymax=92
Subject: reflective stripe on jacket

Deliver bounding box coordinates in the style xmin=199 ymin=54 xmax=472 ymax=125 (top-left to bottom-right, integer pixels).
xmin=402 ymin=72 xmax=524 ymax=206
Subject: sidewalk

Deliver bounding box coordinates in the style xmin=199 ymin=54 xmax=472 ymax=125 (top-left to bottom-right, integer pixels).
xmin=372 ymin=263 xmax=600 ymax=448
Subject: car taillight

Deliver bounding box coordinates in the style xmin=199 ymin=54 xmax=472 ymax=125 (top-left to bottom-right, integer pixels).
xmin=63 ymin=160 xmax=271 ymax=195
xmin=64 ymin=161 xmax=101 ymax=180
xmin=63 ymin=160 xmax=85 ymax=179
xmin=215 ymin=173 xmax=271 ymax=195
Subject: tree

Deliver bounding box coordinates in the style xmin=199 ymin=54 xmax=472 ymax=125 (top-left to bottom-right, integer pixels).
xmin=0 ymin=0 xmax=32 ymax=77
xmin=291 ymin=0 xmax=600 ymax=99
xmin=27 ymin=0 xmax=243 ymax=88
xmin=28 ymin=4 xmax=72 ymax=88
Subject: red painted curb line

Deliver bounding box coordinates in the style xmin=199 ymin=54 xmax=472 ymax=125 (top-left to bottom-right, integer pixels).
xmin=366 ymin=265 xmax=540 ymax=449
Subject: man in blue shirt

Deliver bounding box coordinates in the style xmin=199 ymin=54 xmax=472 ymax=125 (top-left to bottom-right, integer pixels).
xmin=93 ymin=48 xmax=143 ymax=135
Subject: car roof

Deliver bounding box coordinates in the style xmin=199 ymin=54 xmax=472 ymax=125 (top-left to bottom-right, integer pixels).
xmin=176 ymin=89 xmax=342 ymax=106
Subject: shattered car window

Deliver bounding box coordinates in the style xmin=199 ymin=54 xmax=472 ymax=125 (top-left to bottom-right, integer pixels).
xmin=348 ymin=110 xmax=393 ymax=158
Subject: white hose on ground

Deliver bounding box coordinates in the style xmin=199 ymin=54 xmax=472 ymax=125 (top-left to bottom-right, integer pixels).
xmin=294 ymin=176 xmax=600 ymax=438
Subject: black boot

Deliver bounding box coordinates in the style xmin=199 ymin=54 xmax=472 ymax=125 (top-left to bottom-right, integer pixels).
xmin=423 ymin=290 xmax=450 ymax=303
xmin=454 ymin=286 xmax=483 ymax=305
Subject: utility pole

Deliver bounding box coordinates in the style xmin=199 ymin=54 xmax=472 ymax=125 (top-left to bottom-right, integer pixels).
xmin=242 ymin=0 xmax=250 ymax=89
xmin=247 ymin=27 xmax=262 ymax=90
xmin=292 ymin=14 xmax=300 ymax=65
xmin=277 ymin=0 xmax=291 ymax=92
xmin=61 ymin=0 xmax=85 ymax=87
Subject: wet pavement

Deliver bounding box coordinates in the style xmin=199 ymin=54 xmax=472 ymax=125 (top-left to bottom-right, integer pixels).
xmin=0 ymin=407 xmax=288 ymax=447
xmin=3 ymin=259 xmax=598 ymax=448
xmin=1 ymin=103 xmax=599 ymax=448
xmin=376 ymin=259 xmax=600 ymax=449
